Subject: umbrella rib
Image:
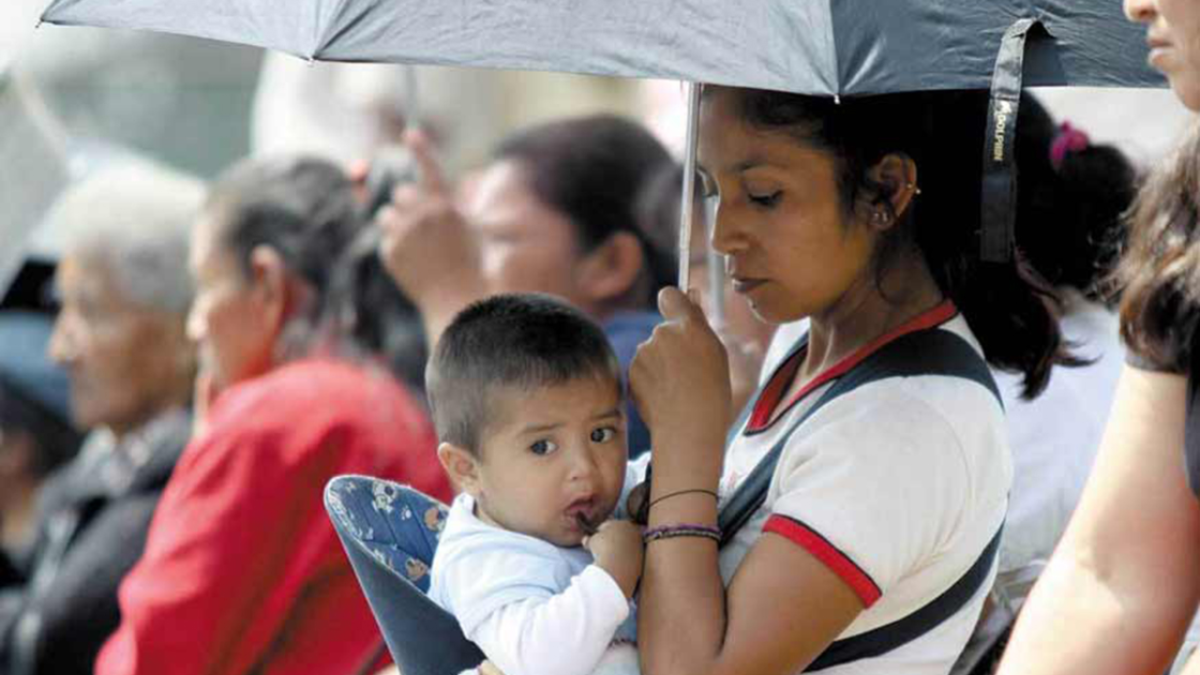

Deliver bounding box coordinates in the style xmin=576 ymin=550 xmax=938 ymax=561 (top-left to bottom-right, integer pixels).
xmin=827 ymin=0 xmax=842 ymax=99
xmin=311 ymin=0 xmax=358 ymax=60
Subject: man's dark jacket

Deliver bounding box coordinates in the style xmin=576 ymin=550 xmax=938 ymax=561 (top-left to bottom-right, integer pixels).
xmin=0 ymin=409 xmax=189 ymax=675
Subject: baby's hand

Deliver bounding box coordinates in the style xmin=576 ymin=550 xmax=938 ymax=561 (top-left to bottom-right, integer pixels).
xmin=584 ymin=520 xmax=644 ymax=599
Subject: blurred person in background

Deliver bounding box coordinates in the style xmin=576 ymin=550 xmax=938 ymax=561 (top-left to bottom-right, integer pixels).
xmin=96 ymin=156 xmax=451 ymax=675
xmin=325 ymin=233 xmax=429 ymax=395
xmin=0 ymin=162 xmax=201 ymax=675
xmin=0 ymin=312 xmax=80 ymax=577
xmin=951 ymin=94 xmax=1139 ymax=675
xmin=996 ymin=1 xmax=1200 ymax=673
xmin=379 ymin=114 xmax=675 ymax=457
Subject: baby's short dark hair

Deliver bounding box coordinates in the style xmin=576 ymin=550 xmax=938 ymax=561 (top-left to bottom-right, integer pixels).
xmin=426 ymin=294 xmax=621 ymax=454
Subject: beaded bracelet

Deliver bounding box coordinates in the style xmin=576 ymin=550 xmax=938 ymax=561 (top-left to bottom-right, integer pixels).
xmin=643 ymin=523 xmax=721 ymax=544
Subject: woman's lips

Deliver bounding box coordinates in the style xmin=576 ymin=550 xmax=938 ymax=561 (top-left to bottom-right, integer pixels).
xmin=1148 ymin=35 xmax=1173 ymax=68
xmin=1149 ymin=46 xmax=1173 ymax=70
xmin=731 ymin=278 xmax=766 ymax=294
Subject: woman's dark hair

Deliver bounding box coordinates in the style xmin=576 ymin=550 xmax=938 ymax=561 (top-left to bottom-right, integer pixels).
xmin=0 ymin=377 xmax=82 ymax=478
xmin=1015 ymin=94 xmax=1138 ymax=304
xmin=325 ymin=229 xmax=429 ymax=393
xmin=727 ymin=87 xmax=1076 ymax=399
xmin=1118 ymin=126 xmax=1200 ymax=371
xmin=493 ymin=114 xmax=676 ymax=309
xmin=206 ymin=156 xmax=421 ymax=371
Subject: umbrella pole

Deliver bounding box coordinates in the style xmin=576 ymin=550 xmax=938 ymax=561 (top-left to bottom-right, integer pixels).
xmin=704 ymin=198 xmax=726 ymax=331
xmin=677 ymin=82 xmax=702 ymax=292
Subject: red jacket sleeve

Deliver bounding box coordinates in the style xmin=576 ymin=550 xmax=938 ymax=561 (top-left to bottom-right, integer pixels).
xmin=96 ymin=420 xmax=360 ymax=675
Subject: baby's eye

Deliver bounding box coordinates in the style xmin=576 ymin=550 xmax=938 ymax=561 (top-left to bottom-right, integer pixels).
xmin=530 ymin=439 xmax=558 ymax=456
xmin=590 ymin=427 xmax=617 ymax=444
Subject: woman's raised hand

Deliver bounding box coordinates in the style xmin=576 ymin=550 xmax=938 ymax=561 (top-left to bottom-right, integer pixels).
xmin=631 ymin=287 xmax=732 ymax=480
xmin=377 ymin=129 xmax=486 ymax=344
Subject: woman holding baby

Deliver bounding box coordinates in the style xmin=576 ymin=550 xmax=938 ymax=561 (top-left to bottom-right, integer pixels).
xmin=624 ymin=87 xmax=1070 ymax=675
xmin=380 ymin=85 xmax=1070 ymax=674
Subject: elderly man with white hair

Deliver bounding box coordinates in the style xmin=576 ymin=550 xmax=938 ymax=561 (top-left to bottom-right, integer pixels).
xmin=0 ymin=160 xmax=203 ymax=675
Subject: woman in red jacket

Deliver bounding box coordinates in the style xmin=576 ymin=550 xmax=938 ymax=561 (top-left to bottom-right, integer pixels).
xmin=96 ymin=157 xmax=452 ymax=675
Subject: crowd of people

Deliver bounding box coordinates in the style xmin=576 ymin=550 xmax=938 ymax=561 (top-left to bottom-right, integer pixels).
xmin=0 ymin=0 xmax=1198 ymax=674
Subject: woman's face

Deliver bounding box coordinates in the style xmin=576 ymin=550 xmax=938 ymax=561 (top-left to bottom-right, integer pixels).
xmin=698 ymin=89 xmax=876 ymax=325
xmin=1127 ymin=0 xmax=1200 ymax=110
xmin=462 ymin=161 xmax=592 ymax=312
xmin=50 ymin=255 xmax=193 ymax=435
xmin=186 ymin=214 xmax=279 ymax=392
xmin=688 ymin=215 xmax=777 ymax=354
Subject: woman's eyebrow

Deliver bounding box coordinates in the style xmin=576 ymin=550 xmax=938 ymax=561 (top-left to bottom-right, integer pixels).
xmin=731 ymin=158 xmax=769 ymax=173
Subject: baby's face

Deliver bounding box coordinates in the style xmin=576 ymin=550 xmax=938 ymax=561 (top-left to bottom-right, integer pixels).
xmin=471 ymin=376 xmax=628 ymax=547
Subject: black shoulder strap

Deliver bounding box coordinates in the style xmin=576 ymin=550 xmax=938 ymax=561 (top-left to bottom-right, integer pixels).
xmin=807 ymin=526 xmax=1003 ymax=671
xmin=717 ymin=327 xmax=1000 ymax=544
xmin=714 ymin=327 xmax=1004 ymax=671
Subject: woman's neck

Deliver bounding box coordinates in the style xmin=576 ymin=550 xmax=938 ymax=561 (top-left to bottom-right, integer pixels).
xmin=799 ymin=251 xmax=945 ymax=388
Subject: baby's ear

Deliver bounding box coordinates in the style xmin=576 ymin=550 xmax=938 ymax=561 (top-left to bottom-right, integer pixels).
xmin=438 ymin=442 xmax=480 ymax=495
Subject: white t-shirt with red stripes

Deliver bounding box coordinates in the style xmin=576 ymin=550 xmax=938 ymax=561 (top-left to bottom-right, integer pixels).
xmin=717 ymin=302 xmax=1011 ymax=675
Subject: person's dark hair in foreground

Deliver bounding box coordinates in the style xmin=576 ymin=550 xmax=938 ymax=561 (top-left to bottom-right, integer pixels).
xmin=426 ymin=293 xmax=621 ymax=455
xmin=1119 ymin=126 xmax=1200 ymax=369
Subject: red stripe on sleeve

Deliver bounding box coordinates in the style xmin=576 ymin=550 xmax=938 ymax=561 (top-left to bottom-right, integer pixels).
xmin=764 ymin=515 xmax=882 ymax=608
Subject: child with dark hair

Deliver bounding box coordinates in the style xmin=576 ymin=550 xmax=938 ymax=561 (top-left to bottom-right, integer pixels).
xmin=378 ymin=115 xmax=677 ymax=458
xmin=427 ymin=294 xmax=644 ymax=675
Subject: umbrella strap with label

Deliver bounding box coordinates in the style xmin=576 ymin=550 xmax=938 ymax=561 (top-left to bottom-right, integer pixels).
xmin=981 ymin=18 xmax=1042 ymax=264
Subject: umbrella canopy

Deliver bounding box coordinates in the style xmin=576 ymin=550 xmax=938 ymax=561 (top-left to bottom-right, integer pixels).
xmin=41 ymin=0 xmax=1159 ymax=96
xmin=39 ymin=0 xmax=1165 ymax=265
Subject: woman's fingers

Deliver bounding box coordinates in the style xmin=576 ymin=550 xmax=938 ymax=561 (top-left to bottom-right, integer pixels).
xmin=630 ymin=286 xmax=733 ymax=458
xmin=658 ymin=286 xmax=707 ymax=324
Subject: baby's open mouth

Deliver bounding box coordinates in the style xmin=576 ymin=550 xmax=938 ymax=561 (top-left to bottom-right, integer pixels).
xmin=566 ymin=497 xmax=600 ymax=535
xmin=574 ymin=512 xmax=599 ymax=536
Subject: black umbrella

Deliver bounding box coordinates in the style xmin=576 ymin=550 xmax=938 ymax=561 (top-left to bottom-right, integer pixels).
xmin=39 ymin=0 xmax=1164 ymax=265
xmin=36 ymin=1 xmax=1154 ymax=95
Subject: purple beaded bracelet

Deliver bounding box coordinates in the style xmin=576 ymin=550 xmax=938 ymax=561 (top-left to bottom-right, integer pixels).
xmin=643 ymin=523 xmax=721 ymax=544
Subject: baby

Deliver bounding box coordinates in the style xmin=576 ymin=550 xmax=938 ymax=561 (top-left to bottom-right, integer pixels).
xmin=427 ymin=294 xmax=645 ymax=675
